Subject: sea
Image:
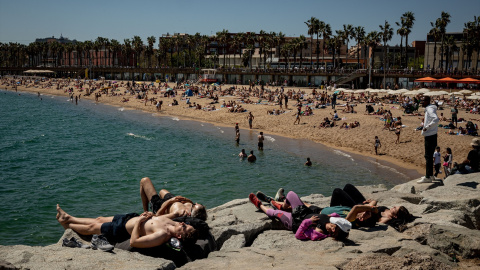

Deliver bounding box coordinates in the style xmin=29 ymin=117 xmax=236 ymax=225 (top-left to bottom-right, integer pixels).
xmin=0 ymin=89 xmax=420 ymax=246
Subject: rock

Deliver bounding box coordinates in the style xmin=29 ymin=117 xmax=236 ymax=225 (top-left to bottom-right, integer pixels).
xmin=2 ymin=174 xmax=480 ymax=269
xmin=0 ymin=245 xmax=176 ymax=270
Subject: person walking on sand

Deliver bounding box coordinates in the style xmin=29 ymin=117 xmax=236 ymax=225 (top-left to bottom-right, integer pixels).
xmin=294 ymin=110 xmax=301 ymax=125
xmin=247 ymin=112 xmax=254 ymax=129
xmin=418 ymin=96 xmax=439 ymax=183
xmin=258 ymin=132 xmax=265 ymax=150
xmin=374 ymin=136 xmax=381 ymax=155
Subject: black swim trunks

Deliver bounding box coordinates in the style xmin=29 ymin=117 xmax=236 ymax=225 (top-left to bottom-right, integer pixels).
xmin=258 ymin=142 xmax=264 ymax=148
xmin=100 ymin=212 xmax=139 ymax=244
xmin=150 ymin=193 xmax=175 ymax=214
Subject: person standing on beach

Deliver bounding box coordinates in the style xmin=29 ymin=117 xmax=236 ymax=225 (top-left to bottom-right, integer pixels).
xmin=235 ymin=130 xmax=240 ymax=145
xmin=258 ymin=132 xmax=265 ymax=151
xmin=235 ymin=123 xmax=239 ymax=133
xmin=374 ymin=136 xmax=381 ymax=155
xmin=418 ymin=96 xmax=439 ymax=183
xmin=451 ymin=105 xmax=458 ymax=128
xmin=332 ymin=93 xmax=337 ymax=109
xmin=284 ymin=94 xmax=289 ymax=109
xmin=247 ymin=112 xmax=254 ymax=129
xmin=433 ymin=146 xmax=442 ymax=179
xmin=294 ymin=110 xmax=301 ymax=125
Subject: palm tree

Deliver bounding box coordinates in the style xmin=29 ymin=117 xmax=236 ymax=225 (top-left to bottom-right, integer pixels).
xmin=379 ymin=20 xmax=393 ymax=87
xmin=245 ymin=32 xmax=256 ymax=69
xmin=84 ymin=40 xmax=93 ymax=67
xmin=94 ymin=37 xmax=103 ymax=66
xmin=342 ymin=24 xmax=354 ymax=68
xmin=402 ymin=12 xmax=415 ymax=68
xmin=365 ymin=31 xmax=380 ymax=86
xmin=110 ymin=39 xmax=120 ymax=67
xmin=122 ymin=39 xmax=132 ymax=67
xmin=353 ymin=26 xmax=365 ymax=69
xmin=216 ymin=29 xmax=229 ymax=67
xmin=232 ymin=32 xmax=244 ymax=67
xmin=305 ymin=17 xmax=317 ymax=68
xmin=438 ymin=12 xmax=451 ymax=72
xmin=463 ymin=16 xmax=480 ymax=70
xmin=396 ymin=20 xmax=407 ymax=68
xmin=429 ymin=21 xmax=440 ymax=71
xmin=146 ymin=36 xmax=156 ymax=67
xmin=258 ymin=30 xmax=268 ymax=69
xmin=320 ymin=22 xmax=332 ymax=70
xmin=132 ymin=36 xmax=144 ymax=68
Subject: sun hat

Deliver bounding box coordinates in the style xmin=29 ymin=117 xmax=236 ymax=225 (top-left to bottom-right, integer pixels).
xmin=471 ymin=138 xmax=480 ymax=147
xmin=329 ymin=217 xmax=352 ymax=233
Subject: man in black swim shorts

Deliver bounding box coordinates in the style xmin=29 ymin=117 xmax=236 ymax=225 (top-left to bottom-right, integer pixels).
xmin=56 ymin=204 xmax=197 ymax=247
xmin=140 ymin=177 xmax=207 ymax=221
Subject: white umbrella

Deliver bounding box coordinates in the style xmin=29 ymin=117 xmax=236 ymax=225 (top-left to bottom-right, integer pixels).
xmin=354 ymin=89 xmax=366 ymax=94
xmin=398 ymin=88 xmax=409 ymax=92
xmin=404 ymin=91 xmax=419 ymax=95
xmin=466 ymin=95 xmax=480 ymax=100
xmin=343 ymin=89 xmax=355 ymax=93
xmin=459 ymin=89 xmax=473 ymax=94
xmin=365 ymin=88 xmax=374 ymax=91
xmin=387 ymin=90 xmax=397 ymax=95
xmin=474 ymin=92 xmax=480 ymax=96
xmin=423 ymin=91 xmax=448 ymax=96
xmin=417 ymin=88 xmax=430 ymax=93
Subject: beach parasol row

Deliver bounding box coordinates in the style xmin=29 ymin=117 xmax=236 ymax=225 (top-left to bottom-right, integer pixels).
xmin=414 ymin=77 xmax=480 ymax=84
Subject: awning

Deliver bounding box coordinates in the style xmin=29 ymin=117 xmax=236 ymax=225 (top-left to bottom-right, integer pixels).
xmin=435 ymin=77 xmax=458 ymax=83
xmin=23 ymin=70 xmax=55 ymax=73
xmin=457 ymin=78 xmax=480 ymax=84
xmin=414 ymin=77 xmax=436 ymax=82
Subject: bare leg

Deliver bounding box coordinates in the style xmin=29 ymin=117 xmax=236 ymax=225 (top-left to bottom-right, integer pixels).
xmin=140 ymin=177 xmax=159 ymax=212
xmin=159 ymin=189 xmax=171 ymax=199
xmin=56 ymin=204 xmax=113 ymax=230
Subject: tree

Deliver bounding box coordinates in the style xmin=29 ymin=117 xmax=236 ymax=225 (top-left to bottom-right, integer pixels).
xmin=216 ymin=29 xmax=229 ymax=67
xmin=132 ymin=36 xmax=144 ymax=68
xmin=342 ymin=24 xmax=354 ymax=68
xmin=396 ymin=20 xmax=407 ymax=68
xmin=305 ymin=17 xmax=318 ymax=68
xmin=429 ymin=21 xmax=440 ymax=71
xmin=438 ymin=11 xmax=451 ymax=72
xmin=379 ymin=20 xmax=393 ymax=87
xmin=146 ymin=36 xmax=156 ymax=67
xmin=110 ymin=39 xmax=120 ymax=67
xmin=365 ymin=31 xmax=380 ymax=86
xmin=402 ymin=12 xmax=415 ymax=68
xmin=353 ymin=26 xmax=365 ymax=68
xmin=320 ymin=22 xmax=332 ymax=70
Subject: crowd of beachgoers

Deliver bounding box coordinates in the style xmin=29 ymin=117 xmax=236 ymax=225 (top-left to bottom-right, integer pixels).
xmin=2 ymin=75 xmax=479 ymax=175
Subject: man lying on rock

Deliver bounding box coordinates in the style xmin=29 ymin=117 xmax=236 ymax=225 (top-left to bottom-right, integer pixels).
xmin=249 ymin=192 xmax=352 ymax=241
xmin=56 ymin=204 xmax=199 ymax=249
xmin=140 ymin=177 xmax=207 ymax=221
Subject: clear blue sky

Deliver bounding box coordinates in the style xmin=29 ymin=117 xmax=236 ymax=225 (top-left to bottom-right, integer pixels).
xmin=0 ymin=0 xmax=478 ymax=47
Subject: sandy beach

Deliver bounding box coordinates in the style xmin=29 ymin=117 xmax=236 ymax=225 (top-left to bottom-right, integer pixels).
xmin=2 ymin=77 xmax=478 ymax=177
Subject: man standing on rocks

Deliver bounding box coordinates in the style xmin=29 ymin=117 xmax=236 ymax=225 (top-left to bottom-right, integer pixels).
xmin=418 ymin=96 xmax=439 ymax=183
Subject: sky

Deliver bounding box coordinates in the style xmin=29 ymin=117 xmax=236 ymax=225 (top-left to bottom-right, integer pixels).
xmin=0 ymin=0 xmax=478 ymax=47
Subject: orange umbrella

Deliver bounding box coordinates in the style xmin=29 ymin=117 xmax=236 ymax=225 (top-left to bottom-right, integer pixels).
xmin=457 ymin=78 xmax=480 ymax=84
xmin=414 ymin=77 xmax=436 ymax=82
xmin=435 ymin=77 xmax=459 ymax=83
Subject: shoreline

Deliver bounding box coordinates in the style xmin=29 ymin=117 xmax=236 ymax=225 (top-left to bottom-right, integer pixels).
xmin=2 ymin=79 xmax=475 ymax=179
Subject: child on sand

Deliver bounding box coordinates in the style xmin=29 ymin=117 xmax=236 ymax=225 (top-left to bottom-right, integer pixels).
xmin=443 ymin=147 xmax=453 ymax=179
xmin=374 ymin=136 xmax=381 ymax=155
xmin=433 ymin=146 xmax=442 ymax=179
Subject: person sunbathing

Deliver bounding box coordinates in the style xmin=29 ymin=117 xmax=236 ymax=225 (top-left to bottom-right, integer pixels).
xmin=139 ymin=177 xmax=207 ymax=221
xmin=56 ymin=204 xmax=198 ymax=248
xmin=248 ymin=192 xmax=351 ymax=241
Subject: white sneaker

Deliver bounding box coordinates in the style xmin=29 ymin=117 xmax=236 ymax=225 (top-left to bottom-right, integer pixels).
xmin=417 ymin=176 xmax=433 ymax=183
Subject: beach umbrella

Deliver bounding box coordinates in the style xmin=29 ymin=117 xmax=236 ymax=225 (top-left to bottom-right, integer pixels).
xmin=398 ymin=88 xmax=409 ymax=92
xmin=466 ymin=95 xmax=480 ymax=100
xmin=414 ymin=77 xmax=436 ymax=82
xmin=343 ymin=89 xmax=354 ymax=93
xmin=435 ymin=77 xmax=459 ymax=83
xmin=365 ymin=88 xmax=374 ymax=91
xmin=354 ymin=89 xmax=366 ymax=94
xmin=417 ymin=88 xmax=430 ymax=93
xmin=166 ymin=88 xmax=173 ymax=91
xmin=404 ymin=91 xmax=419 ymax=95
xmin=459 ymin=90 xmax=473 ymax=94
xmin=473 ymin=92 xmax=480 ymax=96
xmin=457 ymin=78 xmax=480 ymax=84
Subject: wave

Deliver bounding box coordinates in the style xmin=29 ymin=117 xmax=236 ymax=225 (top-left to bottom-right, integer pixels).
xmin=368 ymin=160 xmax=408 ymax=178
xmin=118 ymin=107 xmax=125 ymax=111
xmin=333 ymin=150 xmax=355 ymax=162
xmin=126 ymin=133 xmax=151 ymax=141
xmin=171 ymin=117 xmax=180 ymax=121
xmin=264 ymin=136 xmax=275 ymax=142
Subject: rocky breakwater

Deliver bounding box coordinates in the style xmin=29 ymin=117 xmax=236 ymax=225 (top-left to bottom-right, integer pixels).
xmin=1 ymin=173 xmax=479 ymax=270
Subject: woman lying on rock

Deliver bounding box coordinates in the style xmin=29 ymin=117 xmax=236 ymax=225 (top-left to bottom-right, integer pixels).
xmin=255 ymin=184 xmax=414 ymax=232
xmin=248 ymin=192 xmax=351 ymax=241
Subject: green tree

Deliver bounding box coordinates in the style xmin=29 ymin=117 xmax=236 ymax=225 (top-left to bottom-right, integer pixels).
xmin=379 ymin=20 xmax=393 ymax=87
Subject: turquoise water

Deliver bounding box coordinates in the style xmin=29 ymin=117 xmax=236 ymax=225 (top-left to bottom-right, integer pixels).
xmin=0 ymin=89 xmax=418 ymax=246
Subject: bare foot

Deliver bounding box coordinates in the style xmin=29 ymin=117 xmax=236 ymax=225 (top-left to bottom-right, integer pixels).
xmin=56 ymin=204 xmax=70 ymax=229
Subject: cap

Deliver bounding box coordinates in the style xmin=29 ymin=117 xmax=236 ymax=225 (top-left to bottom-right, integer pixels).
xmin=329 ymin=217 xmax=351 ymax=233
